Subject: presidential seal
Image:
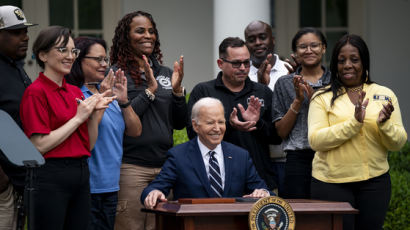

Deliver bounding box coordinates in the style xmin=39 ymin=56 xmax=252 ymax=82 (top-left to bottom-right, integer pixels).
xmin=249 ymin=196 xmax=295 ymax=230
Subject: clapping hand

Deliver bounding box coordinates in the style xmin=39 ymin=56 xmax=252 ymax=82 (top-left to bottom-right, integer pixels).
xmin=377 ymin=100 xmax=394 ymax=123
xmin=171 ymin=55 xmax=184 ymax=94
xmin=111 ymin=68 xmax=128 ymax=104
xmin=99 ymin=70 xmax=115 ymax=96
xmin=293 ymin=75 xmax=314 ymax=102
xmin=142 ymin=55 xmax=158 ymax=94
xmin=75 ymin=90 xmax=115 ymax=122
xmin=229 ymin=96 xmax=261 ymax=132
xmin=285 ymin=53 xmax=300 ymax=74
xmin=256 ymin=54 xmax=272 ymax=86
xmin=354 ymin=91 xmax=369 ymax=123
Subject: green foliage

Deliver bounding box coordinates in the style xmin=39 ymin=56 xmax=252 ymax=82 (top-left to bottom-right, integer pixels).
xmin=173 ymin=94 xmax=190 ymax=146
xmin=384 ymin=141 xmax=410 ymax=230
xmin=173 ymin=128 xmax=189 ymax=146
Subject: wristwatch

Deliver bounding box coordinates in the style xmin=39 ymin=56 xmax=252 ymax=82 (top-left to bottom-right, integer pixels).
xmin=172 ymin=87 xmax=185 ymax=97
xmin=145 ymin=89 xmax=155 ymax=101
xmin=118 ymin=98 xmax=131 ymax=108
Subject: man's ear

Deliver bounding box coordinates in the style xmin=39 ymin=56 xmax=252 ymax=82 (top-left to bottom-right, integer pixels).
xmin=217 ymin=58 xmax=224 ymax=69
xmin=192 ymin=119 xmax=199 ymax=133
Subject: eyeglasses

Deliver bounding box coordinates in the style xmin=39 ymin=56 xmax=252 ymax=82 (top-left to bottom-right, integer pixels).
xmin=84 ymin=56 xmax=109 ymax=65
xmin=221 ymin=58 xmax=251 ymax=68
xmin=296 ymin=42 xmax=322 ymax=52
xmin=55 ymin=47 xmax=81 ymax=58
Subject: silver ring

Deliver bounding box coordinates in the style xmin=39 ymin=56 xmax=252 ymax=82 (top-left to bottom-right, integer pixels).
xmin=361 ymin=106 xmax=366 ymax=109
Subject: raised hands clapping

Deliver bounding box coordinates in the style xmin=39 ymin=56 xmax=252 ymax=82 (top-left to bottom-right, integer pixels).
xmin=229 ymin=96 xmax=261 ymax=132
xmin=171 ymin=55 xmax=184 ymax=94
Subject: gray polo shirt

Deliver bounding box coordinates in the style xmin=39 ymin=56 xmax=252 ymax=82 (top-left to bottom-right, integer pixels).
xmin=272 ymin=66 xmax=331 ymax=151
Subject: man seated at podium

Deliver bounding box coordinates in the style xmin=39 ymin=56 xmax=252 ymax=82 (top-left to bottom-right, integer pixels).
xmin=142 ymin=97 xmax=272 ymax=209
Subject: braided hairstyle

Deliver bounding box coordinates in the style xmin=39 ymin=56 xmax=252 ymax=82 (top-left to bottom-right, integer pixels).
xmin=110 ymin=11 xmax=163 ymax=86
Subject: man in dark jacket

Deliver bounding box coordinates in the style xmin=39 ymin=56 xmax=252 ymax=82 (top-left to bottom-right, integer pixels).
xmin=187 ymin=37 xmax=281 ymax=191
xmin=0 ymin=5 xmax=36 ymax=229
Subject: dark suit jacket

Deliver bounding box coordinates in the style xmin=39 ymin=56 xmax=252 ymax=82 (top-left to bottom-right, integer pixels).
xmin=141 ymin=138 xmax=270 ymax=203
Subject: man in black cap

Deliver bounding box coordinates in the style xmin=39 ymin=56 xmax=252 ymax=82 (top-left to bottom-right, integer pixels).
xmin=0 ymin=5 xmax=36 ymax=229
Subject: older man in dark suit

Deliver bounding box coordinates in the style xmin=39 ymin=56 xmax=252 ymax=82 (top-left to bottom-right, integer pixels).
xmin=142 ymin=97 xmax=271 ymax=209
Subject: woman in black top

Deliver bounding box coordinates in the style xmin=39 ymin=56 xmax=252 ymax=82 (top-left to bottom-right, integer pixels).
xmin=110 ymin=11 xmax=187 ymax=230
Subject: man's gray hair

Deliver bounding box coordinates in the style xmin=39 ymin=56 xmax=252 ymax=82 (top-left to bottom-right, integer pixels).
xmin=191 ymin=97 xmax=224 ymax=122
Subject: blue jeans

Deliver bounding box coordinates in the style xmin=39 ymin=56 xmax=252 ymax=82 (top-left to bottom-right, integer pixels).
xmin=89 ymin=192 xmax=118 ymax=230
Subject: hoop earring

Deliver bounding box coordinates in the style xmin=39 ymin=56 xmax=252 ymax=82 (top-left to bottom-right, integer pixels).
xmin=366 ymin=70 xmax=369 ymax=81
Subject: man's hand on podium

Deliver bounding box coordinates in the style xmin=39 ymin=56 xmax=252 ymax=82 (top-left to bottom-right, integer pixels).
xmin=242 ymin=189 xmax=270 ymax=198
xmin=144 ymin=189 xmax=168 ymax=209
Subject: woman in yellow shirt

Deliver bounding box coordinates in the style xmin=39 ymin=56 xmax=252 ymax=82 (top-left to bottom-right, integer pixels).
xmin=308 ymin=34 xmax=407 ymax=230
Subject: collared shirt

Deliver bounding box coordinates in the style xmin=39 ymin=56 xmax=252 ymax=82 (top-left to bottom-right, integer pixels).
xmin=20 ymin=72 xmax=90 ymax=158
xmin=197 ymin=138 xmax=225 ymax=189
xmin=248 ymin=54 xmax=289 ymax=91
xmin=81 ymin=85 xmax=125 ymax=193
xmin=308 ymin=83 xmax=407 ymax=183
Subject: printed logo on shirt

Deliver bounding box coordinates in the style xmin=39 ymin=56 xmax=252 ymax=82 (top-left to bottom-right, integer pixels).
xmin=373 ymin=94 xmax=391 ymax=102
xmin=247 ymin=97 xmax=265 ymax=107
xmin=156 ymin=75 xmax=172 ymax=90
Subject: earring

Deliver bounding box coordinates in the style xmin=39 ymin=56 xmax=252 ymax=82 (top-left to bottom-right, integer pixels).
xmin=366 ymin=70 xmax=369 ymax=81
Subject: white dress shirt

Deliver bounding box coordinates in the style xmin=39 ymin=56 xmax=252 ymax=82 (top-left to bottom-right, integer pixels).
xmin=248 ymin=54 xmax=289 ymax=91
xmin=197 ymin=138 xmax=225 ymax=189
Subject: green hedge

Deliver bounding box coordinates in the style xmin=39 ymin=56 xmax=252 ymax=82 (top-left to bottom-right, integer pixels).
xmin=384 ymin=141 xmax=410 ymax=230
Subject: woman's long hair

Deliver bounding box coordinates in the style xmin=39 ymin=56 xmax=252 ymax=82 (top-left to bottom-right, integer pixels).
xmin=110 ymin=11 xmax=163 ymax=86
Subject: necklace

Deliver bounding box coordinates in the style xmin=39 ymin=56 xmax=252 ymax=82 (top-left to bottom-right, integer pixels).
xmin=346 ymin=85 xmax=363 ymax=93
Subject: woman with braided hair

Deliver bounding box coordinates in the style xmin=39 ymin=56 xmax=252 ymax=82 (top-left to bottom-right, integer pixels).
xmin=110 ymin=11 xmax=187 ymax=230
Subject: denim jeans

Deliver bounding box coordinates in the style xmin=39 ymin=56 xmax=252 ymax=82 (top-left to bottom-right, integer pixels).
xmin=89 ymin=192 xmax=118 ymax=230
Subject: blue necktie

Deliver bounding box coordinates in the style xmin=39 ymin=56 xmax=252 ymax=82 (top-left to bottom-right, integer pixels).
xmin=209 ymin=151 xmax=223 ymax=197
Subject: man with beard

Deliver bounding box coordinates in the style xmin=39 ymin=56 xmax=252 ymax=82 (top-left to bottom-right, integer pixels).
xmin=0 ymin=5 xmax=36 ymax=229
xmin=187 ymin=37 xmax=281 ymax=192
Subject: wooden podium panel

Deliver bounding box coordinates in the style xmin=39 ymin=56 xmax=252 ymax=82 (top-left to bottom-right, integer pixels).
xmin=143 ymin=199 xmax=358 ymax=230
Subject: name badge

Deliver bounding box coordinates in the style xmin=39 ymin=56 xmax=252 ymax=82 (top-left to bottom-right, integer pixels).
xmin=373 ymin=94 xmax=391 ymax=102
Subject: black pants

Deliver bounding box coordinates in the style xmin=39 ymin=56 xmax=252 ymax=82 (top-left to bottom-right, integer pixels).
xmin=32 ymin=157 xmax=90 ymax=230
xmin=89 ymin=192 xmax=118 ymax=230
xmin=311 ymin=173 xmax=391 ymax=230
xmin=283 ymin=149 xmax=315 ymax=198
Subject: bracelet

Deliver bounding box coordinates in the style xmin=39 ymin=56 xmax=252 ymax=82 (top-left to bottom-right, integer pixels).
xmin=290 ymin=104 xmax=299 ymax=114
xmin=172 ymin=87 xmax=185 ymax=97
xmin=145 ymin=89 xmax=155 ymax=101
xmin=118 ymin=98 xmax=131 ymax=108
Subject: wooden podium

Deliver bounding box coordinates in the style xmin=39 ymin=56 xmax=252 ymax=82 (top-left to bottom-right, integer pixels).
xmin=142 ymin=198 xmax=358 ymax=230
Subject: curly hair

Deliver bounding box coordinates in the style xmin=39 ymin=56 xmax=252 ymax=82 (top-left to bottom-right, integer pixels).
xmin=110 ymin=11 xmax=163 ymax=86
xmin=66 ymin=36 xmax=107 ymax=87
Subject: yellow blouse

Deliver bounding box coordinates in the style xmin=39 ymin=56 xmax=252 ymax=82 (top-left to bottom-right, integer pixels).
xmin=308 ymin=83 xmax=407 ymax=183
